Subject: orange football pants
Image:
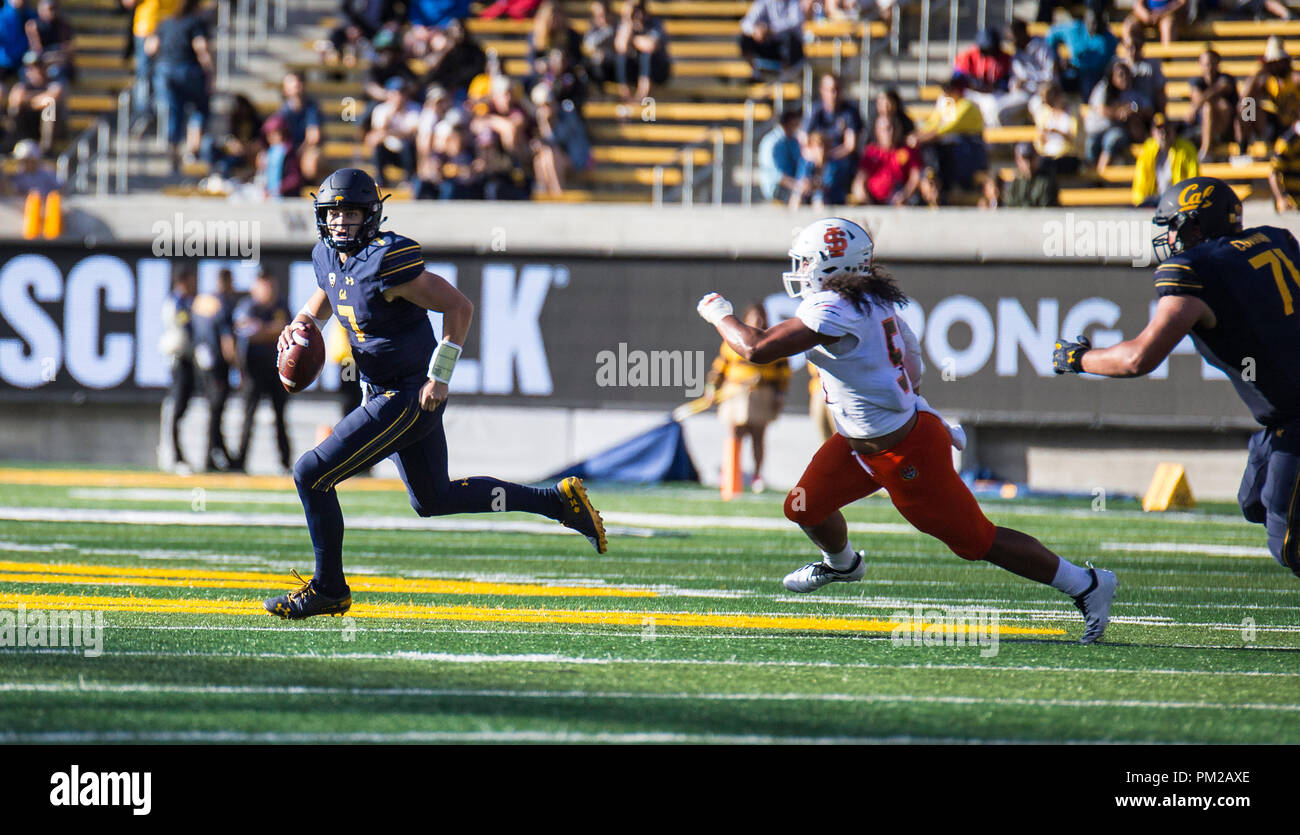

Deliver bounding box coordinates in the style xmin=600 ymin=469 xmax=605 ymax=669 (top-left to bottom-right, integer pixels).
xmin=783 ymin=412 xmax=997 ymax=560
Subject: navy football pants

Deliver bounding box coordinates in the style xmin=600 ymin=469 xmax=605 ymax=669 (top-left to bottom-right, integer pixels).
xmin=293 ymin=386 xmax=562 ymax=592
xmin=1238 ymin=421 xmax=1300 ymax=578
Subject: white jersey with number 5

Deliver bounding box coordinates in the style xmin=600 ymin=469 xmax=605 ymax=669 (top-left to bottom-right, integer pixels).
xmin=796 ymin=289 xmax=919 ymax=439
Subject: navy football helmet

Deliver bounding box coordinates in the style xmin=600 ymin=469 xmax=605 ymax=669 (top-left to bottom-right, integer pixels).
xmin=1151 ymin=176 xmax=1242 ymax=263
xmin=312 ymin=168 xmax=386 ymax=254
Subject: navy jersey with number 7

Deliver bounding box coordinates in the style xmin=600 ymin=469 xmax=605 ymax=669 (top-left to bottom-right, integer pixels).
xmin=1153 ymin=225 xmax=1300 ymax=426
xmin=310 ymin=231 xmax=435 ymax=390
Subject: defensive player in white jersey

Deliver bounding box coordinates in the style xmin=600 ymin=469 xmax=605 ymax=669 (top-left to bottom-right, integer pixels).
xmin=697 ymin=218 xmax=1119 ymax=643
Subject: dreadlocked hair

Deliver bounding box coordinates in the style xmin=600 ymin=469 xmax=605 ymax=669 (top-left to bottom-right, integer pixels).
xmin=822 ymin=264 xmax=908 ymax=312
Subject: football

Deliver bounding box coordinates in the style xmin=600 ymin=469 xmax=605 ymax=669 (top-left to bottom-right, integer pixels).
xmin=277 ymin=320 xmax=326 ymax=393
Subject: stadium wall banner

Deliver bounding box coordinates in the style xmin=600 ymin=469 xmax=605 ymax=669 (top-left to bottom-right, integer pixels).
xmin=0 ymin=244 xmax=1253 ymax=428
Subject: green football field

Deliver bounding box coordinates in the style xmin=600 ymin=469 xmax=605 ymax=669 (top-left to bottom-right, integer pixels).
xmin=0 ymin=465 xmax=1296 ymax=745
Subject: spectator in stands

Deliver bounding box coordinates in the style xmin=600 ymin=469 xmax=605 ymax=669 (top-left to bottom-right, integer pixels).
xmin=1187 ymin=46 xmax=1242 ymax=161
xmin=415 ymin=83 xmax=452 ymax=176
xmin=1128 ymin=0 xmax=1186 ymax=48
xmin=362 ymin=29 xmax=417 ymax=135
xmin=529 ymin=0 xmax=584 ymax=79
xmin=25 ymin=0 xmax=74 ymax=84
xmin=852 ymin=115 xmax=922 ymax=205
xmin=7 ymin=51 xmax=63 ymax=152
xmin=800 ymin=73 xmax=861 ymax=204
xmin=954 ymin=26 xmax=1012 ymax=127
xmin=233 ymin=270 xmax=291 ymax=474
xmin=1084 ymin=59 xmax=1151 ymax=173
xmin=790 ymin=130 xmax=831 ymax=208
xmin=614 ymin=0 xmax=671 ymax=104
xmin=583 ymin=0 xmax=619 ymax=86
xmin=1268 ymin=112 xmax=1300 ymax=211
xmin=532 ymin=44 xmax=589 ymax=107
xmin=757 ymin=106 xmax=802 ymax=203
xmin=319 ymin=0 xmax=397 ymax=67
xmin=859 ymin=0 xmax=902 ymax=27
xmin=472 ymin=74 xmax=532 ymax=154
xmin=475 ymin=127 xmax=532 ymax=199
xmin=202 ymin=93 xmax=263 ymax=183
xmin=148 ymin=0 xmax=213 ymax=173
xmin=435 ymin=121 xmax=481 ymax=199
xmin=419 ymin=19 xmax=486 ymax=97
xmin=271 ymin=71 xmax=322 ymax=184
xmin=123 ymin=0 xmax=180 ymax=130
xmin=1245 ymin=36 xmax=1300 ymax=146
xmin=907 ymin=76 xmax=986 ymax=203
xmin=874 ymin=86 xmax=914 ymax=135
xmin=1225 ymin=0 xmax=1292 ymax=21
xmin=479 ymin=0 xmax=540 ymax=20
xmin=0 ymin=0 xmax=36 ymax=85
xmin=366 ymin=77 xmax=421 ymax=188
xmin=1046 ymin=7 xmax=1117 ymax=97
xmin=405 ymin=0 xmax=472 ymax=57
xmin=1120 ymin=16 xmax=1167 ymax=115
xmin=530 ymin=80 xmax=590 ymax=196
xmin=258 ymin=112 xmax=301 ymax=198
xmin=1030 ymin=81 xmax=1082 ymax=175
xmin=738 ymin=0 xmax=808 ymax=76
xmin=1035 ymin=0 xmax=1111 ymax=24
xmin=994 ymin=19 xmax=1057 ymax=127
xmin=1132 ymin=113 xmax=1198 ymax=206
xmin=983 ymin=141 xmax=1059 ymax=208
xmin=6 ymin=137 xmax=61 ymax=195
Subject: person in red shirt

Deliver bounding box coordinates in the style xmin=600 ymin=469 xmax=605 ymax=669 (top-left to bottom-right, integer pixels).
xmin=953 ymin=27 xmax=1011 ymax=94
xmin=851 ymin=116 xmax=922 ymax=205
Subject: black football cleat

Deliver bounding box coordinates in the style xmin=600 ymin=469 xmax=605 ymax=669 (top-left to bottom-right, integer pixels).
xmin=264 ymin=569 xmax=352 ymax=620
xmin=556 ymin=476 xmax=608 ymax=554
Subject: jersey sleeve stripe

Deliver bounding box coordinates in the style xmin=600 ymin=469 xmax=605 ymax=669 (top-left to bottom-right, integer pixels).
xmin=1154 ymin=280 xmax=1203 ymax=288
xmin=384 ymin=245 xmax=420 ymax=259
xmin=380 ymin=261 xmax=424 ymax=278
xmin=1155 ymin=263 xmax=1197 ymax=272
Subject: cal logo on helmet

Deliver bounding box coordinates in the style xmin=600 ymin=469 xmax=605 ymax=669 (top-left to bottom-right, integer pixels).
xmin=1178 ymin=182 xmax=1215 ymax=212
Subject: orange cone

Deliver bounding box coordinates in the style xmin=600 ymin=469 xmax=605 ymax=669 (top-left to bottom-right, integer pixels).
xmin=720 ymin=433 xmax=743 ymax=501
xmin=22 ymin=191 xmax=41 ymax=240
xmin=42 ymin=190 xmax=61 ymax=238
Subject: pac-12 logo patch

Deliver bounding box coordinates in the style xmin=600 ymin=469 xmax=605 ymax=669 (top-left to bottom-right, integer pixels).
xmin=900 ymin=466 xmax=918 ymax=481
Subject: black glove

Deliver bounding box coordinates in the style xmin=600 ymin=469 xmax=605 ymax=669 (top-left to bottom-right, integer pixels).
xmin=1052 ymin=334 xmax=1091 ymax=375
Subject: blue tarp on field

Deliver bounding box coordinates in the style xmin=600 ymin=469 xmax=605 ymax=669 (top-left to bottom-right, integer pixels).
xmin=546 ymin=420 xmax=699 ymax=483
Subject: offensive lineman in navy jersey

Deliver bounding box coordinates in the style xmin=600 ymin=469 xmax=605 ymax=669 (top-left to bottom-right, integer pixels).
xmin=1053 ymin=176 xmax=1300 ymax=578
xmin=264 ymin=169 xmax=607 ymax=619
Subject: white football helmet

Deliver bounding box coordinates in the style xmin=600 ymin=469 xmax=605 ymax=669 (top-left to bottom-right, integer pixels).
xmin=782 ymin=217 xmax=875 ymax=298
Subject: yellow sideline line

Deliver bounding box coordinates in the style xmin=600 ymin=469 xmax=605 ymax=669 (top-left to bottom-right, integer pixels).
xmin=0 ymin=561 xmax=656 ymax=599
xmin=0 ymin=468 xmax=405 ymax=492
xmin=0 ymin=591 xmax=1066 ymax=636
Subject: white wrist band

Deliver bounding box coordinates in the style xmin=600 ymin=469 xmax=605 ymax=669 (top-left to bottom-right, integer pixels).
xmin=428 ymin=339 xmax=462 ymax=383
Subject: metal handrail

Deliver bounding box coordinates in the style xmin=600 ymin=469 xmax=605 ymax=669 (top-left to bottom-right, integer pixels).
xmin=56 ymin=115 xmax=114 ymax=196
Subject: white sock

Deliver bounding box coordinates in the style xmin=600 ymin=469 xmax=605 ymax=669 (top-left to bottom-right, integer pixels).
xmin=822 ymin=542 xmax=857 ymax=570
xmin=1049 ymin=557 xmax=1093 ymax=597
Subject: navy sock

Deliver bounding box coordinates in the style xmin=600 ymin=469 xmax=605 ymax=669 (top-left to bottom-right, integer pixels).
xmin=297 ymin=480 xmax=347 ymax=594
xmin=434 ymin=477 xmax=563 ymax=519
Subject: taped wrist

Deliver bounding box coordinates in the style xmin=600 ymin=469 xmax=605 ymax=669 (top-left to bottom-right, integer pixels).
xmin=427 ymin=339 xmax=462 ymax=383
xmin=297 ymin=308 xmax=328 ymax=330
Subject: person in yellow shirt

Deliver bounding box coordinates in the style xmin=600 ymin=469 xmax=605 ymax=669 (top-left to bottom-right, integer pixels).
xmin=907 ymin=77 xmax=988 ymax=204
xmin=707 ymin=302 xmax=790 ymax=493
xmin=123 ymin=0 xmax=181 ymax=126
xmin=1131 ymin=113 xmax=1199 ymax=207
xmin=1246 ymin=36 xmax=1300 ymax=147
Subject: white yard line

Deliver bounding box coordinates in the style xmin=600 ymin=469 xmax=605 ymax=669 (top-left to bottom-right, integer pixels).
xmin=1 ymin=681 xmax=1296 ymax=713
xmin=1103 ymin=542 xmax=1272 ymax=558
xmin=5 ymin=647 xmax=1300 ymax=678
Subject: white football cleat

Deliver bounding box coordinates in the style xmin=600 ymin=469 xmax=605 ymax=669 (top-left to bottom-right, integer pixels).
xmin=1072 ymin=567 xmax=1118 ymax=644
xmin=782 ymin=552 xmax=866 ymax=593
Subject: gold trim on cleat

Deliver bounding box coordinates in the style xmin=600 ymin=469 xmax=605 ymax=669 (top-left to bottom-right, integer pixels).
xmin=559 ymin=477 xmax=607 ymax=554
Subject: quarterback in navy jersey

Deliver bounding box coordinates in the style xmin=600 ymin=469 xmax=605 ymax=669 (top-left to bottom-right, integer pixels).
xmin=264 ymin=168 xmax=607 ymax=619
xmin=1054 ymin=176 xmax=1300 ymax=578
